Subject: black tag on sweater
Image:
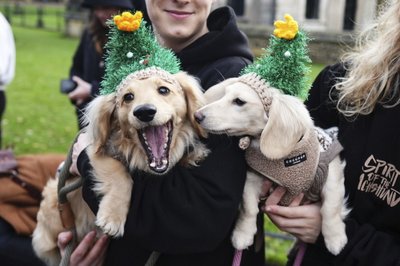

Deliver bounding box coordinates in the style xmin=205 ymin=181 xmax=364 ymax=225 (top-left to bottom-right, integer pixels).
xmin=284 ymin=153 xmax=307 ymax=167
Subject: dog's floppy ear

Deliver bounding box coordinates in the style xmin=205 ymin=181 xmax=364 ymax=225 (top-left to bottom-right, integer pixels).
xmin=174 ymin=71 xmax=207 ymax=138
xmin=260 ymin=92 xmax=313 ymax=159
xmin=84 ymin=93 xmax=116 ymax=154
xmin=203 ymin=77 xmax=239 ymax=102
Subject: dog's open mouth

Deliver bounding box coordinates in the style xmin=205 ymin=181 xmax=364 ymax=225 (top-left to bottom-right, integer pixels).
xmin=138 ymin=121 xmax=173 ymax=173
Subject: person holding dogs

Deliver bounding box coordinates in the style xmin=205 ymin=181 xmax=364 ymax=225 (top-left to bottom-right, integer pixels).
xmin=263 ymin=0 xmax=400 ymax=265
xmin=57 ymin=0 xmax=264 ymax=266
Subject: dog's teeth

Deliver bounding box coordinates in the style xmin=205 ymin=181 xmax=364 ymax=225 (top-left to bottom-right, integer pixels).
xmin=150 ymin=161 xmax=156 ymax=168
xmin=142 ymin=133 xmax=147 ymax=140
xmin=162 ymin=159 xmax=168 ymax=165
xmin=146 ymin=141 xmax=151 ymax=150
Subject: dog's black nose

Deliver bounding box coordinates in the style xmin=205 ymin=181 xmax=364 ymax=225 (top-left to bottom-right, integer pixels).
xmin=194 ymin=111 xmax=205 ymax=123
xmin=134 ymin=104 xmax=157 ymax=122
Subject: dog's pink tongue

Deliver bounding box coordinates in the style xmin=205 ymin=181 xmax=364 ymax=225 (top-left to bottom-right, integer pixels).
xmin=144 ymin=125 xmax=167 ymax=158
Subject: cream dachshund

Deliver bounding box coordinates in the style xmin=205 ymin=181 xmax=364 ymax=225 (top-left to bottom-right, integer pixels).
xmin=194 ymin=77 xmax=349 ymax=255
xmin=33 ymin=68 xmax=209 ymax=266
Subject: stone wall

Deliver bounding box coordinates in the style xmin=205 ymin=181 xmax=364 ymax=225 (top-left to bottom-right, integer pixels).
xmin=238 ymin=22 xmax=356 ymax=65
xmin=215 ymin=0 xmax=379 ymax=65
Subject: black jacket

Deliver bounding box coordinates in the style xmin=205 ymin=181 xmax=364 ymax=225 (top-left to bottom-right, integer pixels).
xmin=79 ymin=6 xmax=264 ymax=266
xmin=177 ymin=6 xmax=253 ymax=90
xmin=69 ymin=29 xmax=105 ymax=128
xmin=295 ymin=63 xmax=400 ymax=265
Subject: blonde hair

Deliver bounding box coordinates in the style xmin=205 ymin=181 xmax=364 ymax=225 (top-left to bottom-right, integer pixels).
xmin=335 ymin=0 xmax=400 ymax=117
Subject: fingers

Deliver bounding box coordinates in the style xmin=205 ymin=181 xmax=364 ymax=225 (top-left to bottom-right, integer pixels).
xmin=260 ymin=179 xmax=273 ymax=197
xmin=83 ymin=234 xmax=109 ymax=266
xmin=264 ymin=186 xmax=286 ymax=206
xmin=72 ymin=232 xmax=109 ymax=266
xmin=69 ymin=231 xmax=97 ymax=265
xmin=267 ymin=212 xmax=307 ymax=228
xmin=71 ymin=231 xmax=96 ymax=263
xmin=263 ymin=186 xmax=303 ymax=206
xmin=71 ymin=75 xmax=82 ymax=83
xmin=59 ymin=231 xmax=109 ymax=266
xmin=68 ymin=88 xmax=85 ymax=105
xmin=289 ymin=193 xmax=304 ymax=207
xmin=68 ymin=76 xmax=91 ymax=105
xmin=266 ymin=203 xmax=313 ymax=219
xmin=279 ymin=224 xmax=320 ymax=244
xmin=57 ymin=231 xmax=73 ymax=257
xmin=264 ymin=203 xmax=323 ymax=244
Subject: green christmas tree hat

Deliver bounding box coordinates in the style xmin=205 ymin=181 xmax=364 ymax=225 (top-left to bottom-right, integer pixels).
xmin=100 ymin=11 xmax=181 ymax=95
xmin=239 ymin=14 xmax=311 ymax=105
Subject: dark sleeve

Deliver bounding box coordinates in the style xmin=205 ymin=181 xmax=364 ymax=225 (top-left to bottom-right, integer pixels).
xmin=302 ymin=63 xmax=400 ymax=265
xmin=305 ymin=63 xmax=346 ymax=128
xmin=200 ymin=56 xmax=251 ymax=90
xmin=79 ymin=134 xmax=247 ymax=253
xmin=336 ymin=218 xmax=400 ymax=265
xmin=77 ymin=149 xmax=100 ymax=214
xmin=69 ymin=30 xmax=87 ymax=80
xmin=90 ymin=80 xmax=100 ymax=97
xmin=304 ymin=217 xmax=400 ymax=266
xmin=69 ymin=30 xmax=101 ymax=98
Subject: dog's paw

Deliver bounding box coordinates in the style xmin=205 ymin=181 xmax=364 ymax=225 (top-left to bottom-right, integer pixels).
xmin=239 ymin=136 xmax=251 ymax=150
xmin=96 ymin=210 xmax=126 ymax=238
xmin=324 ymin=233 xmax=347 ymax=255
xmin=231 ymin=229 xmax=255 ymax=250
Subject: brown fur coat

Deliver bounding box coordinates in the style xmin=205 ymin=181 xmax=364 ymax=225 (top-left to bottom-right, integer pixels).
xmin=0 ymin=154 xmax=65 ymax=235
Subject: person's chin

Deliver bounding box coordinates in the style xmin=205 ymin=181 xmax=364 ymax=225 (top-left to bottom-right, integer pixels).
xmin=167 ymin=29 xmax=190 ymax=39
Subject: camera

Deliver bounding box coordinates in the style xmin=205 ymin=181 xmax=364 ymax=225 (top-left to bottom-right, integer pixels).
xmin=60 ymin=79 xmax=77 ymax=94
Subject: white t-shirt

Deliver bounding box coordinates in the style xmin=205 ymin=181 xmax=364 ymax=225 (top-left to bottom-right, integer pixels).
xmin=0 ymin=12 xmax=16 ymax=91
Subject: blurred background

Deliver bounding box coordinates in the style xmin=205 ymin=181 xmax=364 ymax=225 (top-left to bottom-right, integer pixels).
xmin=0 ymin=0 xmax=384 ymax=265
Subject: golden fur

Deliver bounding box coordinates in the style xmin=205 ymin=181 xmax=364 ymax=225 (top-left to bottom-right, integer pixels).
xmin=32 ymin=71 xmax=209 ymax=265
xmin=195 ymin=78 xmax=349 ymax=255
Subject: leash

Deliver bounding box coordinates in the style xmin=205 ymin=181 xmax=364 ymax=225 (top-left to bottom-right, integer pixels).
xmin=57 ymin=133 xmax=84 ymax=266
xmin=232 ymin=249 xmax=243 ymax=266
xmin=293 ymin=241 xmax=307 ymax=266
xmin=293 ymin=139 xmax=343 ymax=266
xmin=145 ymin=251 xmax=161 ymax=266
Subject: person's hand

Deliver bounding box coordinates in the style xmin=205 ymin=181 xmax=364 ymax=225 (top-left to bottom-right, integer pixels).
xmin=69 ymin=76 xmax=92 ymax=106
xmin=69 ymin=132 xmax=91 ymax=176
xmin=260 ymin=178 xmax=274 ymax=198
xmin=262 ymin=186 xmax=322 ymax=244
xmin=57 ymin=230 xmax=109 ymax=266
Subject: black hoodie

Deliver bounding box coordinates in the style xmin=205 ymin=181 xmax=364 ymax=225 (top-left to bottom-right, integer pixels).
xmin=291 ymin=63 xmax=400 ymax=265
xmin=177 ymin=6 xmax=253 ymax=90
xmin=78 ymin=6 xmax=264 ymax=266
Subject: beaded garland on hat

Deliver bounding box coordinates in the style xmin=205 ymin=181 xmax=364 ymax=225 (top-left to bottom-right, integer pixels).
xmin=100 ymin=10 xmax=181 ymax=95
xmin=240 ymin=14 xmax=311 ymax=107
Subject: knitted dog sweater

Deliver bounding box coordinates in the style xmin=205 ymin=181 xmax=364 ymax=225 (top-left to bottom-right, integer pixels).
xmin=241 ymin=127 xmax=342 ymax=205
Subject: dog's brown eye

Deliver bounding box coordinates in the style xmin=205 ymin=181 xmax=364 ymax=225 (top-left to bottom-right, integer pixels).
xmin=233 ymin=98 xmax=246 ymax=106
xmin=123 ymin=93 xmax=134 ymax=102
xmin=158 ymin=86 xmax=170 ymax=95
